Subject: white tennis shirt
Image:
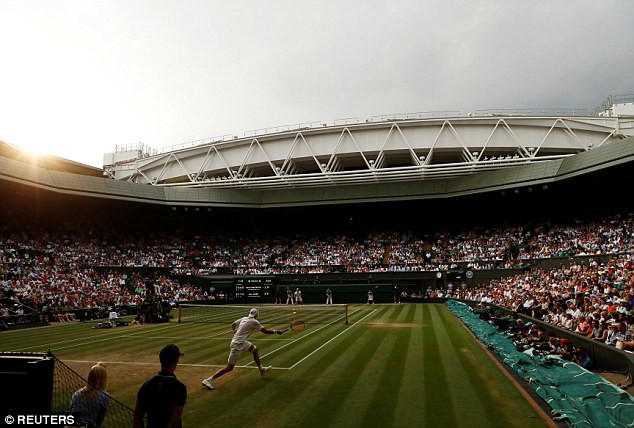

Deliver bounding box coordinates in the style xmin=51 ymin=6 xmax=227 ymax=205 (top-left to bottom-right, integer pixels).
xmin=231 ymin=316 xmax=263 ymax=344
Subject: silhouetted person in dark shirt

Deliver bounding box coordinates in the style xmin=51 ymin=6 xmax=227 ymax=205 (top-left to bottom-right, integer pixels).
xmin=133 ymin=344 xmax=187 ymax=428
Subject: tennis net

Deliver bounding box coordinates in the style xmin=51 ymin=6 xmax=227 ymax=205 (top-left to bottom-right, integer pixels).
xmin=178 ymin=304 xmax=348 ymax=325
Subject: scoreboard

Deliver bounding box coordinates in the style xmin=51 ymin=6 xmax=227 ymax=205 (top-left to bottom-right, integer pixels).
xmin=234 ymin=276 xmax=275 ymax=302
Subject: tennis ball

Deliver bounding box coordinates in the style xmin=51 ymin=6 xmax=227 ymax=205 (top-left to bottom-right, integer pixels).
xmin=293 ymin=311 xmax=296 ymax=314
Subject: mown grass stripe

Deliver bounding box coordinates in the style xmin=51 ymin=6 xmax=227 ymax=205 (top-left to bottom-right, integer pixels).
xmin=423 ymin=305 xmax=459 ymax=427
xmin=392 ymin=305 xmax=426 ymax=425
xmin=358 ymin=304 xmax=416 ymax=426
xmin=293 ymin=320 xmax=386 ymax=426
xmin=432 ymin=305 xmax=494 ymax=426
xmin=439 ymin=307 xmax=552 ymax=428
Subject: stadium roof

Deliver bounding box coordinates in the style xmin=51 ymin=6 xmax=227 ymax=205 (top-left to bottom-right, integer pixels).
xmin=102 ymin=114 xmax=634 ymax=191
xmin=2 ymin=134 xmax=634 ymax=208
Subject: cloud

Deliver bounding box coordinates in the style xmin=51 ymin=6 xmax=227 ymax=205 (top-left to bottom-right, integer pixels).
xmin=0 ymin=0 xmax=632 ymax=166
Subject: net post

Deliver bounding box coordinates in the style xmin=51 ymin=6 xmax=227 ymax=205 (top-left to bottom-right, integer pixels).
xmin=345 ymin=304 xmax=348 ymax=325
xmin=178 ymin=304 xmax=182 ymax=323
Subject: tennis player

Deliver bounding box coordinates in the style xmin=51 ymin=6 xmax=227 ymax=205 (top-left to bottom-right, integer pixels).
xmin=294 ymin=288 xmax=303 ymax=308
xmin=202 ymin=308 xmax=282 ymax=390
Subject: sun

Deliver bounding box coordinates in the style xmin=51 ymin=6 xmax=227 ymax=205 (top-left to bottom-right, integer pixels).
xmin=11 ymin=141 xmax=52 ymax=164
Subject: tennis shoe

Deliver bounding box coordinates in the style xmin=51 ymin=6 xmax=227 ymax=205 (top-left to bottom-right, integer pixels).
xmin=260 ymin=366 xmax=272 ymax=377
xmin=202 ymin=379 xmax=214 ymax=390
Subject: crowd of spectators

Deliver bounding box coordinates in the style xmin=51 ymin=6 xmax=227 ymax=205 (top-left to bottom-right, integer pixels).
xmin=187 ymin=215 xmax=633 ymax=274
xmin=0 ymin=258 xmax=207 ymax=326
xmin=5 ymin=214 xmax=630 ymax=276
xmin=1 ymin=211 xmax=633 ymax=328
xmin=481 ymin=311 xmax=596 ymax=369
xmin=456 ymin=254 xmax=634 ymax=352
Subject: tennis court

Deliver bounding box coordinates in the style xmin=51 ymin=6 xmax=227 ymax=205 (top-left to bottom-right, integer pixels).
xmin=0 ymin=303 xmax=553 ymax=427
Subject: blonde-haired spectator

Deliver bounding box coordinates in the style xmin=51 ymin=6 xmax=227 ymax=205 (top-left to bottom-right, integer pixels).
xmin=70 ymin=362 xmax=110 ymax=428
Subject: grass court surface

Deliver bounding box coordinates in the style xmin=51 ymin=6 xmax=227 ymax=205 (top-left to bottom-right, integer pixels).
xmin=0 ymin=303 xmax=553 ymax=428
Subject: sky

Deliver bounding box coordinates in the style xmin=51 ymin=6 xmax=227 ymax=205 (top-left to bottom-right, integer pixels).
xmin=1 ymin=1 xmax=633 ymax=168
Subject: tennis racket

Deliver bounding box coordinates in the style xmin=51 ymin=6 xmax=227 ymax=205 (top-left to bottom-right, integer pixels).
xmin=281 ymin=320 xmax=305 ymax=333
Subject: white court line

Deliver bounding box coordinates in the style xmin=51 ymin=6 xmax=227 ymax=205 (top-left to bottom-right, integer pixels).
xmin=115 ymin=331 xmax=233 ymax=341
xmin=289 ymin=308 xmax=377 ymax=369
xmin=63 ymin=359 xmax=274 ymax=370
xmin=245 ymin=308 xmax=378 ymax=369
xmin=62 ymin=310 xmax=375 ymax=370
xmin=38 ymin=308 xmax=377 ymax=370
xmin=116 ymin=335 xmax=294 ymax=341
xmin=242 ymin=311 xmax=354 ymax=367
xmin=17 ymin=321 xmax=205 ymax=352
xmin=16 ymin=322 xmax=174 ymax=351
xmin=16 ymin=328 xmax=135 ymax=352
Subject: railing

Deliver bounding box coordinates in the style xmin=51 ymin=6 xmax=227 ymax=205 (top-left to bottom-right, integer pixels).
xmin=109 ymin=103 xmax=621 ymax=160
xmin=151 ymin=134 xmax=234 ymax=155
xmin=611 ymin=94 xmax=634 ymax=104
xmin=471 ymin=108 xmax=594 ymax=117
xmin=370 ymin=111 xmax=460 ymax=121
xmin=244 ymin=121 xmax=324 ymax=137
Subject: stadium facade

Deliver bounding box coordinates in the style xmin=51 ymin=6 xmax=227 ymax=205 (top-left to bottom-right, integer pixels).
xmin=2 ymin=97 xmax=634 ymax=210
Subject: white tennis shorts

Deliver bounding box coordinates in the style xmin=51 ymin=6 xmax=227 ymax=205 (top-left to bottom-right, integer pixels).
xmin=228 ymin=340 xmax=253 ymax=364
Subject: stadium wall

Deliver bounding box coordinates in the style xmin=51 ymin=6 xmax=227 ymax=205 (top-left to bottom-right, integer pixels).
xmin=1 ymin=136 xmax=633 ymax=208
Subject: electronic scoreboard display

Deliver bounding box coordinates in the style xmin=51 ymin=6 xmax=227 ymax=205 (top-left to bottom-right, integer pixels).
xmin=234 ymin=276 xmax=275 ymax=302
